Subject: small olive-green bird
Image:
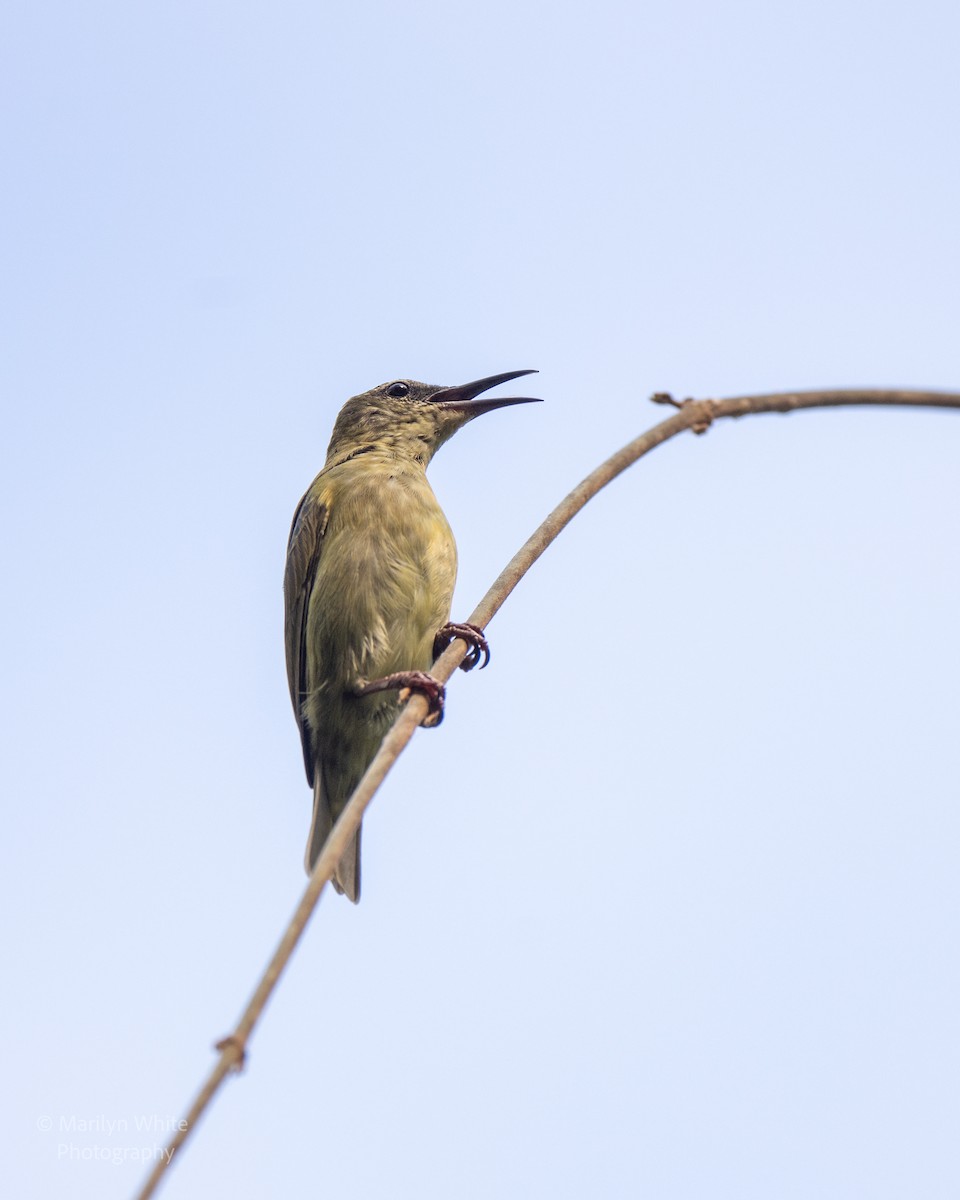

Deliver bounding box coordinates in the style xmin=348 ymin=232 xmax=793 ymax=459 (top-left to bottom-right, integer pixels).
xmin=284 ymin=369 xmax=541 ymax=901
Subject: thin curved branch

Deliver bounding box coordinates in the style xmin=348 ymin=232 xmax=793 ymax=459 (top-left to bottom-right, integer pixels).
xmin=133 ymin=387 xmax=960 ymax=1199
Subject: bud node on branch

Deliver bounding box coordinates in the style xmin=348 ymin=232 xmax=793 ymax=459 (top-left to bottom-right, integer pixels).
xmin=213 ymin=1034 xmax=248 ymax=1073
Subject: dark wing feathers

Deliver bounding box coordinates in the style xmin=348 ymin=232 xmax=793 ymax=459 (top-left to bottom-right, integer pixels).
xmin=283 ymin=488 xmax=328 ymax=785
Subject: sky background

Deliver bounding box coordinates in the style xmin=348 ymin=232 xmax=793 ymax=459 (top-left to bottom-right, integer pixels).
xmin=4 ymin=1 xmax=960 ymax=1196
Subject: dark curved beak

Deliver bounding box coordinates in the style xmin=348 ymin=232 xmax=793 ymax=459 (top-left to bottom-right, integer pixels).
xmin=431 ymin=369 xmax=542 ymax=416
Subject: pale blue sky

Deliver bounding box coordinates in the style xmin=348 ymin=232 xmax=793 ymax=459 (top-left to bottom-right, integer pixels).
xmin=4 ymin=1 xmax=960 ymax=1196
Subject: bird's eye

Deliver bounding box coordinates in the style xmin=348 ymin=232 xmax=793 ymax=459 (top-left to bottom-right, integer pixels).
xmin=386 ymin=381 xmax=410 ymax=398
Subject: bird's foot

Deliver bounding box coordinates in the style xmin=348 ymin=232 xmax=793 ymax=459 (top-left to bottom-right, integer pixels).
xmin=433 ymin=622 xmax=490 ymax=671
xmin=354 ymin=671 xmax=446 ymax=727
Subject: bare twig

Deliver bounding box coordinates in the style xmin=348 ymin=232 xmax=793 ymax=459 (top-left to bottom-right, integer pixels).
xmin=133 ymin=387 xmax=960 ymax=1199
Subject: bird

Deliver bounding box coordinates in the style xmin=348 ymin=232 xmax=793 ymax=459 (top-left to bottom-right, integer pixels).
xmin=283 ymin=369 xmax=542 ymax=901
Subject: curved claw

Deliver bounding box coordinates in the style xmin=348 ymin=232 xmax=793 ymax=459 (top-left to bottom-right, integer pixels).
xmin=353 ymin=670 xmax=445 ymax=726
xmin=433 ymin=622 xmax=490 ymax=672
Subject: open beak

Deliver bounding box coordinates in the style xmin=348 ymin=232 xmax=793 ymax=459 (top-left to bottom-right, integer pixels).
xmin=431 ymin=369 xmax=542 ymax=416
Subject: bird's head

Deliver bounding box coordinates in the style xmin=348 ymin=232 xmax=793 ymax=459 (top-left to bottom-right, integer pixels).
xmin=325 ymin=370 xmax=542 ymax=467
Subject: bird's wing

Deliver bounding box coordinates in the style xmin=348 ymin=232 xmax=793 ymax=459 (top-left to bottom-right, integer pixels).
xmin=283 ymin=484 xmax=329 ymax=785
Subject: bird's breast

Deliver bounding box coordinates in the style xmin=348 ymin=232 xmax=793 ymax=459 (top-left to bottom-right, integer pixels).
xmin=307 ymin=463 xmax=458 ymax=687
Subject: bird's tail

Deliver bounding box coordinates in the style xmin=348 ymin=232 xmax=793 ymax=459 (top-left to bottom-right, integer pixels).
xmin=304 ymin=766 xmax=361 ymax=903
